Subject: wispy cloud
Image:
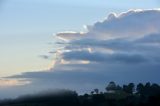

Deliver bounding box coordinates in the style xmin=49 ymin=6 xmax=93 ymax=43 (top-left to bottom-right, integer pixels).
xmin=0 ymin=79 xmax=30 ymax=87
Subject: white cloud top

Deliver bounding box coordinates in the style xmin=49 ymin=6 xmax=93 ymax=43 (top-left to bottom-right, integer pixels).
xmin=58 ymin=9 xmax=160 ymax=40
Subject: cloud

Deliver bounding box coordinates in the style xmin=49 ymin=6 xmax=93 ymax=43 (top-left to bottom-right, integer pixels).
xmin=1 ymin=9 xmax=160 ymax=98
xmin=56 ymin=31 xmax=85 ymax=41
xmin=62 ymin=50 xmax=148 ymax=64
xmin=136 ymin=33 xmax=160 ymax=44
xmin=0 ymin=79 xmax=30 ymax=87
xmin=57 ymin=9 xmax=160 ymax=40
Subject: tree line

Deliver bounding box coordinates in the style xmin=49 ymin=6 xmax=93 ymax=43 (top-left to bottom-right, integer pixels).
xmin=0 ymin=82 xmax=160 ymax=106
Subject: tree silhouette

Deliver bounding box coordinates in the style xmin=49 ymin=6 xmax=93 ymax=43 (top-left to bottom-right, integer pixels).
xmin=123 ymin=83 xmax=135 ymax=94
xmin=91 ymin=91 xmax=94 ymax=95
xmin=129 ymin=83 xmax=135 ymax=94
xmin=116 ymin=85 xmax=122 ymax=91
xmin=136 ymin=83 xmax=144 ymax=95
xmin=0 ymin=82 xmax=160 ymax=106
xmin=94 ymin=89 xmax=99 ymax=94
xmin=144 ymin=82 xmax=151 ymax=95
xmin=106 ymin=81 xmax=117 ymax=92
xmin=122 ymin=83 xmax=135 ymax=94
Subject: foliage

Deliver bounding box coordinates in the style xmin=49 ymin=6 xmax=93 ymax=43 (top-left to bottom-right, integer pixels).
xmin=0 ymin=82 xmax=160 ymax=106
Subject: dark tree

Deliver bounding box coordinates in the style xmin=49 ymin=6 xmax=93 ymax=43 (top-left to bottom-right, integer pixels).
xmin=91 ymin=91 xmax=94 ymax=95
xmin=136 ymin=83 xmax=144 ymax=95
xmin=106 ymin=81 xmax=117 ymax=92
xmin=123 ymin=83 xmax=135 ymax=94
xmin=94 ymin=89 xmax=99 ymax=94
xmin=116 ymin=85 xmax=123 ymax=91
xmin=128 ymin=83 xmax=135 ymax=94
xmin=144 ymin=82 xmax=151 ymax=95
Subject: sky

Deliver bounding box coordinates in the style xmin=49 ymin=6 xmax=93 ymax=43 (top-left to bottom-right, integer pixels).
xmin=0 ymin=0 xmax=160 ymax=98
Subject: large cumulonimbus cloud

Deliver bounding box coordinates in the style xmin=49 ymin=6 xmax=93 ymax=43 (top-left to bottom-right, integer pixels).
xmin=2 ymin=9 xmax=160 ymax=98
xmin=54 ymin=9 xmax=160 ymax=71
